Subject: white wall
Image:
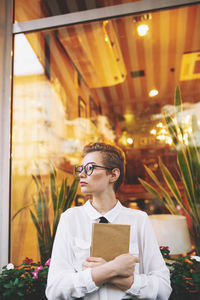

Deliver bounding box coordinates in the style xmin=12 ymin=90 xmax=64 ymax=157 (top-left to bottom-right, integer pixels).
xmin=0 ymin=0 xmax=13 ymax=268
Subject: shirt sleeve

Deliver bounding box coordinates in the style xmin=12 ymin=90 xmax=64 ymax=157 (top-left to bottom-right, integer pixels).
xmin=45 ymin=213 xmax=99 ymax=300
xmin=125 ymin=213 xmax=172 ymax=300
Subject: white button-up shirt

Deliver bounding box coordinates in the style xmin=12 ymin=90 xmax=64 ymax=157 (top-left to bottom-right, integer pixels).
xmin=46 ymin=201 xmax=172 ymax=300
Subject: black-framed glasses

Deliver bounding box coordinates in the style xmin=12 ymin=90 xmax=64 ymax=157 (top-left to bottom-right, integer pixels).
xmin=75 ymin=162 xmax=113 ymax=176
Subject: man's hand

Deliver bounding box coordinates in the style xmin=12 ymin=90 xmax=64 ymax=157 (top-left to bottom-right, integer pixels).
xmin=82 ymin=257 xmax=106 ymax=270
xmin=112 ymin=253 xmax=140 ymax=277
xmin=83 ymin=254 xmax=139 ymax=288
xmin=110 ymin=275 xmax=134 ymax=291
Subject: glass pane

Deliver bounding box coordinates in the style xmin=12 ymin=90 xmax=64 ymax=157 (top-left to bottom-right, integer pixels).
xmin=11 ymin=3 xmax=200 ymax=264
xmin=14 ymin=0 xmax=140 ymax=22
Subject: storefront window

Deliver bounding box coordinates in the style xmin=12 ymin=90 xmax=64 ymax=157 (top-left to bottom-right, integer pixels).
xmin=11 ymin=3 xmax=200 ymax=264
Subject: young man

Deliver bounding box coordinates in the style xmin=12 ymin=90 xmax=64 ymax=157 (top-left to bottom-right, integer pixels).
xmin=46 ymin=142 xmax=172 ymax=300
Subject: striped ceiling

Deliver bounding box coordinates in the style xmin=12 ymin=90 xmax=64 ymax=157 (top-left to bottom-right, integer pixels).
xmin=15 ymin=1 xmax=200 ymax=122
xmin=55 ymin=3 xmax=200 ymax=120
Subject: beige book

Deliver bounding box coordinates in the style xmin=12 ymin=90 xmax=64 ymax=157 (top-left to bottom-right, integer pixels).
xmin=90 ymin=223 xmax=130 ymax=261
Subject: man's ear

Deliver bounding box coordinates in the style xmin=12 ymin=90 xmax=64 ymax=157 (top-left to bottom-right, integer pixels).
xmin=109 ymin=168 xmax=120 ymax=183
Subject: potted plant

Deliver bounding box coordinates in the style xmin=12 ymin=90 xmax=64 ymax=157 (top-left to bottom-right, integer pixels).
xmin=0 ymin=257 xmax=50 ymax=300
xmin=1 ymin=250 xmax=199 ymax=300
xmin=139 ymin=87 xmax=200 ymax=255
xmin=160 ymin=247 xmax=200 ymax=299
xmin=13 ymin=163 xmax=80 ymax=264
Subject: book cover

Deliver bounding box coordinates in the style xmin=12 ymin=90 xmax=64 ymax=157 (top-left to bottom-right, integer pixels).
xmin=90 ymin=223 xmax=130 ymax=261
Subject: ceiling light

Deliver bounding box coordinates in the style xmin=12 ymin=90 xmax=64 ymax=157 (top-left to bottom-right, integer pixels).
xmin=156 ymin=135 xmax=165 ymax=141
xmin=149 ymin=89 xmax=159 ymax=97
xmin=166 ymin=137 xmax=173 ymax=145
xmin=160 ymin=128 xmax=167 ymax=134
xmin=150 ymin=129 xmax=156 ymax=135
xmin=124 ymin=113 xmax=134 ymax=123
xmin=137 ymin=24 xmax=149 ymax=36
xmin=127 ymin=137 xmax=133 ymax=145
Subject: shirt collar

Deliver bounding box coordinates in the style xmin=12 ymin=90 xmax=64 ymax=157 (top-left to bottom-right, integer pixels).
xmin=83 ymin=200 xmax=123 ymax=223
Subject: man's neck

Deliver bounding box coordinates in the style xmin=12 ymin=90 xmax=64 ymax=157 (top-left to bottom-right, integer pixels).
xmin=90 ymin=194 xmax=117 ymax=215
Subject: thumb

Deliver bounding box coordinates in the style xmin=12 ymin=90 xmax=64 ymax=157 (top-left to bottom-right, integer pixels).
xmin=134 ymin=256 xmax=140 ymax=263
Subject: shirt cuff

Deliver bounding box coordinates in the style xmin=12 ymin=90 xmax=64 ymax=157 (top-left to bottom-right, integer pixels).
xmin=82 ymin=268 xmax=99 ymax=293
xmin=126 ymin=274 xmax=141 ymax=296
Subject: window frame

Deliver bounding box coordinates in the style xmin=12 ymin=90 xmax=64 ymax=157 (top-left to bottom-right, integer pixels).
xmin=0 ymin=0 xmax=199 ymax=268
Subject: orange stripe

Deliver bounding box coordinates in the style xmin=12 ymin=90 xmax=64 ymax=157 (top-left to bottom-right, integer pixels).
xmin=135 ymin=32 xmax=147 ymax=108
xmin=152 ymin=11 xmax=161 ymax=93
xmin=183 ymin=5 xmax=198 ymax=93
xmin=114 ymin=84 xmax=125 ymax=114
xmin=65 ymin=25 xmax=96 ymax=87
xmin=165 ymin=7 xmax=179 ymax=105
xmin=48 ymin=32 xmax=75 ymax=105
xmin=115 ymin=17 xmax=136 ymax=111
xmin=102 ymin=87 xmax=115 ymax=115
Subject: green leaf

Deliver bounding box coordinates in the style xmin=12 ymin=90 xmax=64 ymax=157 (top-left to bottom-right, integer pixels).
xmin=42 ymin=194 xmax=52 ymax=244
xmin=138 ymin=178 xmax=162 ymax=199
xmin=12 ymin=202 xmax=33 ymax=220
xmin=158 ymin=157 xmax=189 ymax=215
xmin=164 ymin=114 xmax=178 ymax=146
xmin=175 ymin=86 xmax=181 ymax=107
xmin=29 ymin=209 xmax=42 ymax=238
xmin=34 ymin=191 xmax=44 ymax=225
xmin=176 ymin=144 xmax=196 ymax=212
xmin=143 ymin=165 xmax=177 ymax=211
xmin=192 ymin=114 xmax=200 ymax=153
xmin=50 ymin=169 xmax=57 ymax=214
xmin=58 ymin=179 xmax=65 ymax=210
xmin=187 ymin=135 xmax=200 ymax=206
xmin=138 ymin=177 xmax=177 ymax=215
xmin=32 ymin=174 xmax=40 ymax=189
xmin=14 ymin=278 xmax=19 ymax=285
xmin=64 ymin=177 xmax=79 ymax=210
xmin=4 ymin=283 xmax=12 ymax=288
xmin=35 ymin=163 xmax=42 ymax=182
xmin=175 ymin=86 xmax=183 ymax=135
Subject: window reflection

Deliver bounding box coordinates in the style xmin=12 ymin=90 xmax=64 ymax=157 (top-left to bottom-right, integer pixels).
xmin=11 ymin=4 xmax=200 ymax=264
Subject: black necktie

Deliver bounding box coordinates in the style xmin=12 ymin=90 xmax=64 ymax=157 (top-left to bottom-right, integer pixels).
xmin=99 ymin=216 xmax=109 ymax=223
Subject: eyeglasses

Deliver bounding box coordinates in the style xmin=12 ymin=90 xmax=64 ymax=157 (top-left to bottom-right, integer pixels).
xmin=75 ymin=162 xmax=113 ymax=176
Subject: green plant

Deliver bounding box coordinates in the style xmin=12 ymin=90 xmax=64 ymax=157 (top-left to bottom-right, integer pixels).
xmin=0 ymin=257 xmax=50 ymax=300
xmin=160 ymin=247 xmax=200 ymax=300
xmin=13 ymin=163 xmax=80 ymax=264
xmin=139 ymin=86 xmax=200 ymax=255
xmin=1 ymin=251 xmax=199 ymax=300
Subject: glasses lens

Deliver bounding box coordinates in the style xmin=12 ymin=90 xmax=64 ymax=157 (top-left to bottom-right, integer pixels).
xmin=75 ymin=166 xmax=82 ymax=176
xmin=85 ymin=163 xmax=94 ymax=176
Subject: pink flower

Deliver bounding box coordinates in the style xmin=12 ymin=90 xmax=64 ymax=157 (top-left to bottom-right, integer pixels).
xmin=160 ymin=246 xmax=169 ymax=250
xmin=45 ymin=258 xmax=51 ymax=266
xmin=35 ymin=266 xmax=43 ymax=272
xmin=32 ymin=265 xmax=43 ymax=279
xmin=23 ymin=257 xmax=33 ymax=264
xmin=32 ymin=271 xmax=38 ymax=279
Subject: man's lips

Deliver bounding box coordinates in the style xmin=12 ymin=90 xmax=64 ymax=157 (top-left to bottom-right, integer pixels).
xmin=80 ymin=181 xmax=87 ymax=186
